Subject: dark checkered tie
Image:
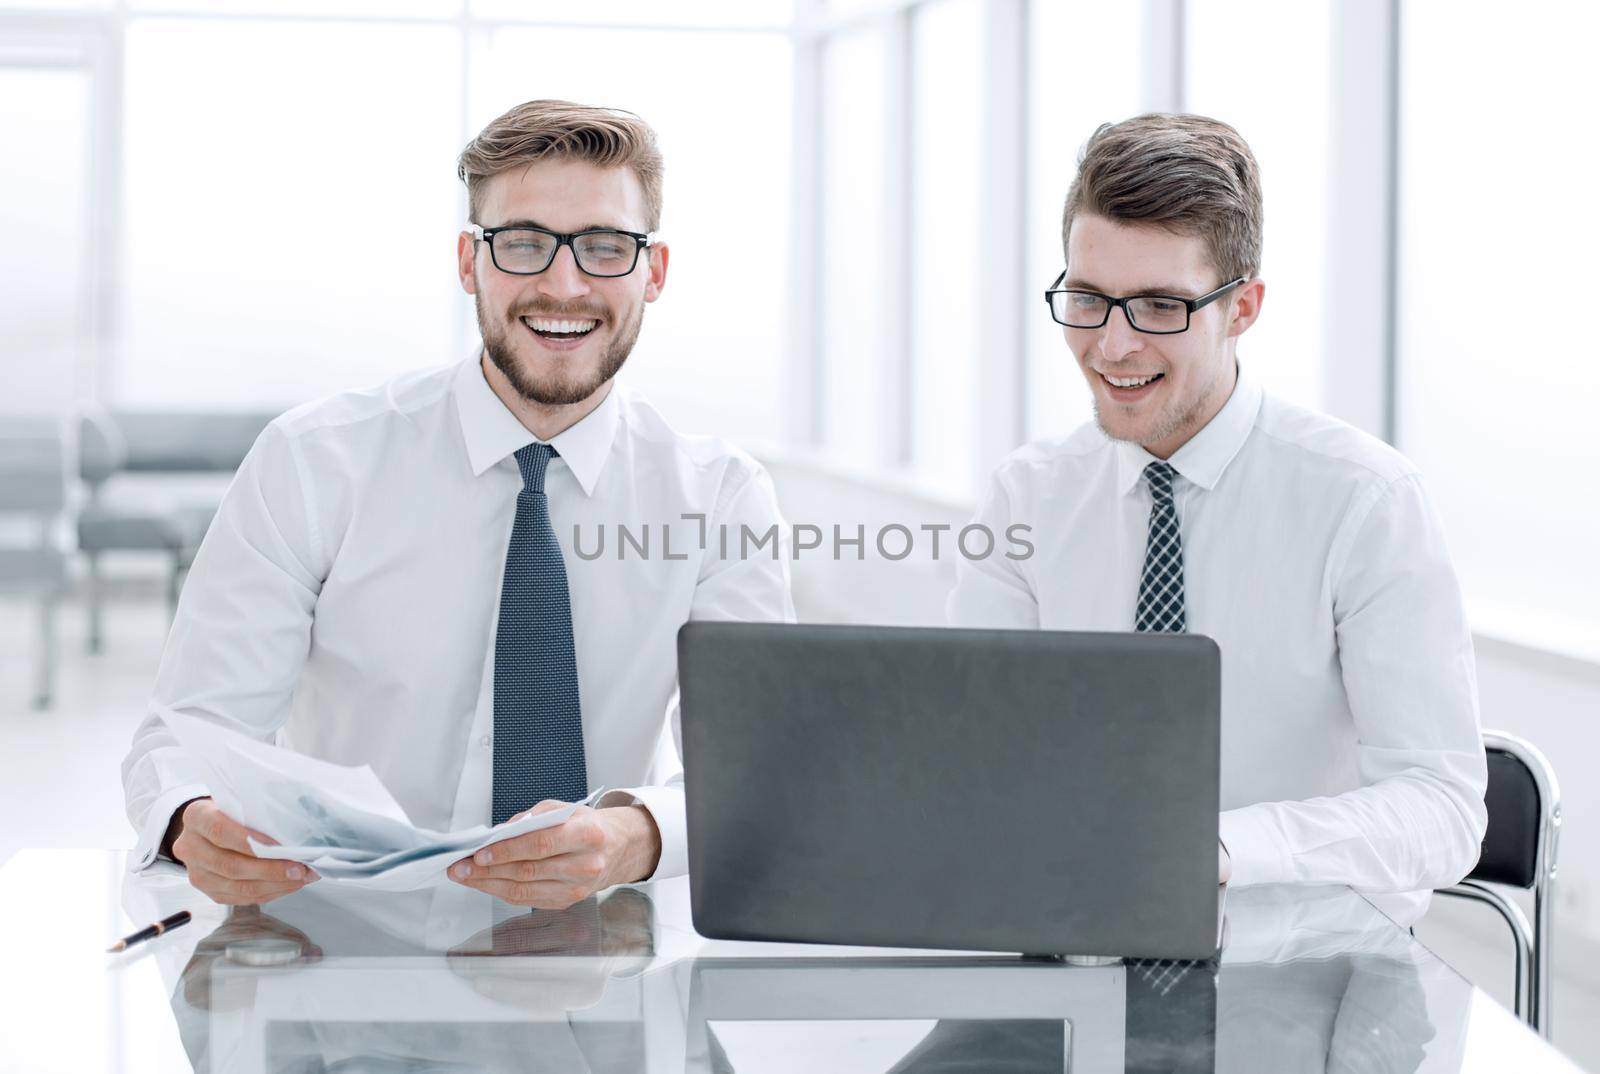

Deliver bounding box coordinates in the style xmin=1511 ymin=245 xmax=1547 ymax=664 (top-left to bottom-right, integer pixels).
xmin=1132 ymin=462 xmax=1199 ymax=994
xmin=1135 ymin=461 xmax=1187 ymax=633
xmin=491 ymin=442 xmax=588 ymax=825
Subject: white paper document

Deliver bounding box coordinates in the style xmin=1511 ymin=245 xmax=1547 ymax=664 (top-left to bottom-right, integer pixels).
xmin=160 ymin=708 xmax=600 ymax=891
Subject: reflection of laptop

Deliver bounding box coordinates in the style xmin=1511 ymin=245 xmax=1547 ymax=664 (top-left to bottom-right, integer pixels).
xmin=684 ymin=957 xmax=1131 ymax=1074
xmin=678 ymin=623 xmax=1222 ymax=959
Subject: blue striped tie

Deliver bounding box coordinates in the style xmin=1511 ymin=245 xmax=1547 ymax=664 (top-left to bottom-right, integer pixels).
xmin=1135 ymin=461 xmax=1187 ymax=633
xmin=491 ymin=442 xmax=588 ymax=825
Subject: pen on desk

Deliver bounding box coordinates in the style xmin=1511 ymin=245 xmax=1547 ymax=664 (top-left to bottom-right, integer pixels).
xmin=107 ymin=910 xmax=192 ymax=953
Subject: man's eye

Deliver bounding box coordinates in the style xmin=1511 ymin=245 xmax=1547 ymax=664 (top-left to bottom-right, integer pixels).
xmin=1145 ymin=299 xmax=1183 ymax=313
xmin=573 ymin=234 xmax=635 ymax=263
xmin=502 ymin=235 xmax=552 ymax=253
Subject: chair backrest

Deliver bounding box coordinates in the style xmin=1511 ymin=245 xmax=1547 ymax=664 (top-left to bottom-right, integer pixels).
xmin=113 ymin=410 xmax=276 ymax=473
xmin=1469 ymin=730 xmax=1560 ymax=890
xmin=77 ymin=408 xmax=276 ymax=484
xmin=77 ymin=405 xmax=128 ymax=488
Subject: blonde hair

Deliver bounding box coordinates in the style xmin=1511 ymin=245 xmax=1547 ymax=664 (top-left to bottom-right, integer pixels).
xmin=1062 ymin=113 xmax=1262 ymax=281
xmin=457 ymin=99 xmax=664 ymax=231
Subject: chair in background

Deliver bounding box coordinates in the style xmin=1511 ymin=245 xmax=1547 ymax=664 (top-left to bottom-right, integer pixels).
xmin=0 ymin=424 xmax=70 ymax=708
xmin=76 ymin=407 xmax=274 ymax=651
xmin=1437 ymin=729 xmax=1561 ymax=1038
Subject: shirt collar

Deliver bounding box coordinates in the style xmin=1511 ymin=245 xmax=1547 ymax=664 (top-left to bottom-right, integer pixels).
xmin=1114 ymin=362 xmax=1263 ymax=497
xmin=452 ymin=354 xmax=620 ymax=497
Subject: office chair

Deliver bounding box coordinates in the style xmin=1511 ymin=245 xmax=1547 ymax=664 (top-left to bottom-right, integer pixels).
xmin=77 ymin=406 xmax=272 ymax=651
xmin=1437 ymin=729 xmax=1560 ymax=1038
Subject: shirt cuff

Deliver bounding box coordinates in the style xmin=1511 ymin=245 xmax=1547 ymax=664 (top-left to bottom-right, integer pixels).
xmin=129 ymin=783 xmax=211 ymax=872
xmin=1219 ymin=805 xmax=1294 ymax=888
xmin=597 ymin=784 xmax=686 ymax=882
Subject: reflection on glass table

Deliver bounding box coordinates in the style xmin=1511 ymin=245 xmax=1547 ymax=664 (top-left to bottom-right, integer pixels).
xmin=167 ymin=885 xmax=659 ymax=1073
xmin=134 ymin=871 xmax=1583 ymax=1073
xmin=0 ymin=851 xmax=1584 ymax=1072
xmin=687 ymin=888 xmax=1453 ymax=1074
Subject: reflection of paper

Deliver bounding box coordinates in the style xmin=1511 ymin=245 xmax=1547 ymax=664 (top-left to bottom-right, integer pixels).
xmin=159 ymin=707 xmax=602 ymax=892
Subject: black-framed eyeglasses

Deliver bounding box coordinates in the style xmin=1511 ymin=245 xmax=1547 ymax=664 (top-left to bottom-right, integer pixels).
xmin=469 ymin=223 xmax=653 ymax=278
xmin=1044 ymin=271 xmax=1247 ymax=334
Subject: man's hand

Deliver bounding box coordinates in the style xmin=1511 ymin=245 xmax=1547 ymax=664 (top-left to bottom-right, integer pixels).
xmin=169 ymin=798 xmax=318 ymax=905
xmin=448 ymin=801 xmax=661 ymax=909
xmin=445 ymin=888 xmax=657 ymax=1011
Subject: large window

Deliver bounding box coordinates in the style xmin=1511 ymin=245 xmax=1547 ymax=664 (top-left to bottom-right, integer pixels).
xmin=807 ymin=0 xmax=1153 ymax=498
xmin=0 ymin=65 xmax=91 ymax=414
xmin=15 ymin=4 xmax=791 ymax=447
xmin=1024 ymin=0 xmax=1141 ymax=443
xmin=13 ymin=0 xmax=1598 ymax=664
xmin=475 ymin=25 xmax=791 ymax=445
xmin=1186 ymin=0 xmax=1332 ymax=413
xmin=118 ymin=17 xmax=462 ymax=408
xmin=818 ymin=23 xmax=894 ymax=469
xmin=908 ymin=0 xmax=982 ymax=494
xmin=1397 ymin=1 xmax=1600 ymax=655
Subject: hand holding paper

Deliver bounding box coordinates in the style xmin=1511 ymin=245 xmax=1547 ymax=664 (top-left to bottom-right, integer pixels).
xmin=167 ymin=798 xmax=319 ymax=906
xmin=447 ymin=797 xmax=664 ymax=909
xmin=159 ymin=709 xmax=600 ymax=893
xmin=254 ymin=800 xmax=595 ymax=893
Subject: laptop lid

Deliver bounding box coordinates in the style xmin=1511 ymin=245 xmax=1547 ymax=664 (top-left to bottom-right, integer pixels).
xmin=678 ymin=622 xmax=1221 ymax=959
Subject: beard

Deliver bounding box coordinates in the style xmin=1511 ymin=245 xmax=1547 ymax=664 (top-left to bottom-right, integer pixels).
xmin=1090 ymin=361 xmax=1228 ymax=450
xmin=1092 ymin=388 xmax=1205 ymax=448
xmin=477 ymin=293 xmax=643 ymax=406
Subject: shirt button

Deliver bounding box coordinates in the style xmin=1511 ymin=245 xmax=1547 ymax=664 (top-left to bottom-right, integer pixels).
xmin=481 ymin=734 xmax=493 ymax=749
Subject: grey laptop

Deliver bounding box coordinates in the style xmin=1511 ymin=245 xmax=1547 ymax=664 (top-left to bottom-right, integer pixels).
xmin=677 ymin=622 xmax=1222 ymax=960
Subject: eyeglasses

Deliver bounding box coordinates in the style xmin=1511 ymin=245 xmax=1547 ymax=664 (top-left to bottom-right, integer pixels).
xmin=469 ymin=224 xmax=653 ymax=278
xmin=1044 ymin=271 xmax=1247 ymax=334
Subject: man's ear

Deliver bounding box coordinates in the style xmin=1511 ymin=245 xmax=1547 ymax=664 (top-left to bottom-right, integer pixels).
xmin=458 ymin=232 xmax=478 ymax=295
xmin=643 ymin=242 xmax=669 ymax=303
xmin=1225 ymin=278 xmax=1265 ymax=338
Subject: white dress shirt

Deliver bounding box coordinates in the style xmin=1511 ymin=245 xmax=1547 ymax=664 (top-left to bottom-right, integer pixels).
xmin=123 ymin=356 xmax=795 ymax=879
xmin=948 ymin=364 xmax=1487 ymax=892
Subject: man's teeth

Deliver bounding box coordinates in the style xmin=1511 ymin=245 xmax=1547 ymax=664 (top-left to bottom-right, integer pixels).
xmin=1104 ymin=372 xmax=1160 ymax=388
xmin=522 ymin=317 xmax=598 ymax=335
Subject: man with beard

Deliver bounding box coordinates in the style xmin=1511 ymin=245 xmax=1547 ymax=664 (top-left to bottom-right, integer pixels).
xmin=122 ymin=100 xmax=794 ymax=908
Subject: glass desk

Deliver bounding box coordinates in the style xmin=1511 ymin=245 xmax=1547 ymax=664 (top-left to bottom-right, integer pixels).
xmin=0 ymin=849 xmax=1584 ymax=1072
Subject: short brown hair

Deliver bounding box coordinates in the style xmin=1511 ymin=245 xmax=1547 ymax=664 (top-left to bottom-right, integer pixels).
xmin=1062 ymin=113 xmax=1262 ymax=281
xmin=458 ymin=99 xmax=665 ymax=231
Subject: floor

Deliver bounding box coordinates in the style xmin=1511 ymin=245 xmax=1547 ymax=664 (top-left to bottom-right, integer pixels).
xmin=1 ymin=574 xmax=1595 ymax=1069
xmin=1 ymin=575 xmax=173 ymax=867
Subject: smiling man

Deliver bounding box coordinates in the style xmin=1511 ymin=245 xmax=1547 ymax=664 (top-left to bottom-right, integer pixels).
xmin=122 ymin=100 xmax=794 ymax=907
xmin=948 ymin=114 xmax=1486 ymax=899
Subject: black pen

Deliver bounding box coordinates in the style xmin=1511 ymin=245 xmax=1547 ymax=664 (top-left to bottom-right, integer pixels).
xmin=107 ymin=911 xmax=192 ymax=953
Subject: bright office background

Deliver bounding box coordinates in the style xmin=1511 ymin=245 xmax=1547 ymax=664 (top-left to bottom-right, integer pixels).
xmin=3 ymin=0 xmax=1599 ymax=1051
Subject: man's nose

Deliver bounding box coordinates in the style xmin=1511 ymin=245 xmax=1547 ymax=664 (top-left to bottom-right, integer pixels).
xmin=535 ymin=244 xmax=592 ymax=300
xmin=1097 ymin=303 xmax=1144 ymax=361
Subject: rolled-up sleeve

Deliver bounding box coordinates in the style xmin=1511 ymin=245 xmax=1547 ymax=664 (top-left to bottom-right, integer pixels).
xmin=121 ymin=421 xmax=324 ymax=870
xmin=1220 ymin=473 xmax=1487 ymax=892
